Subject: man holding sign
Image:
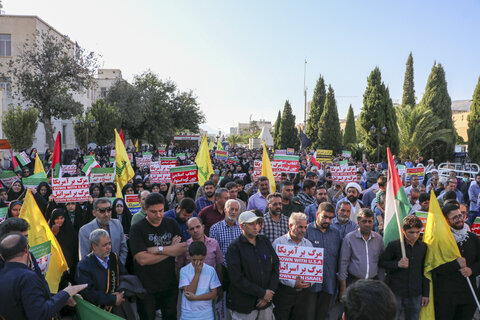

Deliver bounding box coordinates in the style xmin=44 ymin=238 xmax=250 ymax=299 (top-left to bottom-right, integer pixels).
xmin=272 ymin=212 xmax=312 ymax=320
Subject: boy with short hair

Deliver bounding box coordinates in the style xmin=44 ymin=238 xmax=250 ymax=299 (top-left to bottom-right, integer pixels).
xmin=179 ymin=241 xmax=221 ymax=320
xmin=379 ymin=215 xmax=429 ymax=320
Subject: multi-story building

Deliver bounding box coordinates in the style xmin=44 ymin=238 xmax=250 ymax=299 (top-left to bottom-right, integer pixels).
xmin=233 ymin=119 xmax=272 ymax=135
xmin=0 ymin=14 xmax=122 ymax=157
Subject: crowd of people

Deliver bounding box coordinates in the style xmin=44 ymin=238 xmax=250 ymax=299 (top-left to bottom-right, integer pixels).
xmin=0 ymin=145 xmax=479 ymax=320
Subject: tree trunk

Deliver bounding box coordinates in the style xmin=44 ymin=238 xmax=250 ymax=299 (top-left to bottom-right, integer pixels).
xmin=42 ymin=117 xmax=55 ymax=150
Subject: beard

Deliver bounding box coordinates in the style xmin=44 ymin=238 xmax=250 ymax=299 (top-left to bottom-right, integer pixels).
xmin=347 ymin=195 xmax=357 ymax=203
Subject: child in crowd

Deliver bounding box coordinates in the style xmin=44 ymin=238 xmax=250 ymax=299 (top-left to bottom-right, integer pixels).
xmin=179 ymin=241 xmax=221 ymax=320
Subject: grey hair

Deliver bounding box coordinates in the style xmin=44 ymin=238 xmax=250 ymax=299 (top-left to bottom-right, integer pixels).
xmin=289 ymin=212 xmax=307 ymax=226
xmin=93 ymin=197 xmax=112 ymax=210
xmin=215 ymin=188 xmax=228 ymax=199
xmin=89 ymin=229 xmax=109 ymax=247
xmin=225 ymin=199 xmax=239 ymax=209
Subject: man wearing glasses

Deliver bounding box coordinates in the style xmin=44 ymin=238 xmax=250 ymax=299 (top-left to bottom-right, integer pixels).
xmin=432 ymin=202 xmax=480 ymax=320
xmin=79 ymin=198 xmax=128 ymax=266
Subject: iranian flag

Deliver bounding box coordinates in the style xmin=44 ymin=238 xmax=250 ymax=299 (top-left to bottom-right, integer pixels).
xmin=52 ymin=132 xmax=62 ymax=178
xmin=383 ymin=148 xmax=410 ymax=246
xmin=82 ymin=156 xmax=100 ymax=176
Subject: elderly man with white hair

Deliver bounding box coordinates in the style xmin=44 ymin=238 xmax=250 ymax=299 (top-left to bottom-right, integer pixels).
xmin=335 ymin=182 xmax=365 ymax=222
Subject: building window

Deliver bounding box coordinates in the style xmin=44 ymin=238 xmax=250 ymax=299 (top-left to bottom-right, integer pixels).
xmin=0 ymin=77 xmax=11 ymax=98
xmin=62 ymin=125 xmax=67 ymax=145
xmin=0 ymin=34 xmax=11 ymax=56
xmin=100 ymin=87 xmax=107 ymax=98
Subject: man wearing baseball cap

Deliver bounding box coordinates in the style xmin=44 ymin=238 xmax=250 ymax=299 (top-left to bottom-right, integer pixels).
xmin=226 ymin=211 xmax=280 ymax=319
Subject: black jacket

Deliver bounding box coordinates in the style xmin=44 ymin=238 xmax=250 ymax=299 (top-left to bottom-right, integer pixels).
xmin=432 ymin=232 xmax=480 ymax=304
xmin=379 ymin=238 xmax=429 ymax=297
xmin=226 ymin=234 xmax=279 ymax=314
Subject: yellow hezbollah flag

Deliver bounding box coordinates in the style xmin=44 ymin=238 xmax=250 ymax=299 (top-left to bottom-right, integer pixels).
xmin=34 ymin=152 xmax=46 ymax=177
xmin=208 ymin=140 xmax=214 ymax=150
xmin=419 ymin=191 xmax=461 ymax=320
xmin=217 ymin=140 xmax=224 ymax=150
xmin=261 ymin=141 xmax=275 ymax=193
xmin=195 ymin=134 xmax=214 ymax=186
xmin=19 ymin=190 xmax=68 ymax=293
xmin=115 ymin=129 xmax=134 ymax=198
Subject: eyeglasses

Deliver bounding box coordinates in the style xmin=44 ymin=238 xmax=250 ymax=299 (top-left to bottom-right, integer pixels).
xmin=97 ymin=207 xmax=112 ymax=213
xmin=449 ymin=214 xmax=464 ymax=222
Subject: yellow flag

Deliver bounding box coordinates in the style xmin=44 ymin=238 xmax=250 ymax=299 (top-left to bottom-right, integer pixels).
xmin=19 ymin=190 xmax=68 ymax=293
xmin=261 ymin=141 xmax=275 ymax=193
xmin=217 ymin=140 xmax=224 ymax=150
xmin=34 ymin=152 xmax=46 ymax=176
xmin=135 ymin=139 xmax=139 ymax=152
xmin=419 ymin=191 xmax=461 ymax=320
xmin=195 ymin=134 xmax=214 ymax=186
xmin=208 ymin=141 xmax=214 ymax=150
xmin=115 ymin=129 xmax=135 ymax=198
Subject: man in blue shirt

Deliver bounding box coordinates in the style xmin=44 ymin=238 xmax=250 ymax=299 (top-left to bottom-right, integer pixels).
xmin=164 ymin=197 xmax=196 ymax=241
xmin=304 ymin=186 xmax=328 ymax=223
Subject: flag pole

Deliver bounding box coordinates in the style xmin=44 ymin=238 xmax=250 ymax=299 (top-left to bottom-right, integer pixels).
xmin=394 ymin=198 xmax=406 ymax=258
xmin=466 ymin=277 xmax=480 ymax=311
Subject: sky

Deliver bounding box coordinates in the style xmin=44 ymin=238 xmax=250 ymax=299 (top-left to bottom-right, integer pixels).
xmin=5 ymin=0 xmax=480 ymax=135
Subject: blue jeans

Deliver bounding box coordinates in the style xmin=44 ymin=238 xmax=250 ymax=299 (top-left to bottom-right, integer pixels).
xmin=395 ymin=295 xmax=422 ymax=320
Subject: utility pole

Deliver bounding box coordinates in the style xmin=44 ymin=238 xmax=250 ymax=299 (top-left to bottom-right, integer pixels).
xmin=304 ymin=59 xmax=307 ymax=129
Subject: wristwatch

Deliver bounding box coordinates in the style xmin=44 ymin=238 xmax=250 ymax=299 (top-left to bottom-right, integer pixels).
xmin=158 ymin=246 xmax=164 ymax=254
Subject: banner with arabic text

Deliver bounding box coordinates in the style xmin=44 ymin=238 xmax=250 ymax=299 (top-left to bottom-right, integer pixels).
xmin=276 ymin=244 xmax=323 ymax=283
xmin=52 ymin=177 xmax=90 ymax=203
xmin=170 ymin=165 xmax=198 ymax=185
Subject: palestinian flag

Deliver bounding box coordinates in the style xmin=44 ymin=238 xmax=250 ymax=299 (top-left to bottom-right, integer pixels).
xmin=383 ymin=147 xmax=410 ymax=246
xmin=9 ymin=149 xmax=19 ymax=172
xmin=82 ymin=156 xmax=100 ymax=176
xmin=52 ymin=132 xmax=62 ymax=178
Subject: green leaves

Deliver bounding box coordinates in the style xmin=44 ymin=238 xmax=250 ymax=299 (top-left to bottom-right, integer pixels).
xmin=468 ymin=76 xmax=480 ymax=162
xmin=343 ymin=105 xmax=357 ymax=147
xmin=306 ymin=75 xmax=326 ymax=143
xmin=278 ymin=100 xmax=300 ymax=150
xmin=317 ymin=85 xmax=342 ymax=153
xmin=1 ymin=105 xmax=39 ymax=151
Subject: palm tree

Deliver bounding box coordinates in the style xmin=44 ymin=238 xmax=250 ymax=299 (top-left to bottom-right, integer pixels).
xmin=396 ymin=105 xmax=453 ymax=160
xmin=226 ymin=134 xmax=241 ymax=148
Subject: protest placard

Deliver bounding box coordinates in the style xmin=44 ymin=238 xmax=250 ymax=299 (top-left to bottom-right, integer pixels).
xmin=89 ymin=168 xmax=115 ymax=184
xmin=233 ymin=173 xmax=246 ymax=180
xmin=61 ymin=165 xmax=77 ymax=176
xmin=150 ymin=161 xmax=174 ymax=183
xmin=0 ymin=170 xmax=19 ymax=187
xmin=125 ymin=194 xmax=141 ymax=214
xmin=29 ymin=241 xmax=51 ymax=274
xmin=316 ymin=149 xmax=332 ymax=163
xmin=177 ymin=153 xmax=186 ymax=160
xmin=406 ymin=167 xmax=425 ymax=183
xmin=273 ymin=155 xmax=299 ymax=173
xmin=16 ymin=152 xmax=31 ymax=166
xmin=286 ymin=148 xmax=295 ymax=155
xmin=215 ymin=150 xmax=228 ymax=160
xmin=52 ymin=177 xmax=90 ymax=203
xmin=276 ymin=244 xmax=323 ymax=283
xmin=22 ymin=173 xmax=49 ymax=188
xmin=275 ymin=149 xmax=287 ymax=155
xmin=136 ymin=156 xmax=152 ymax=168
xmin=170 ymin=165 xmax=198 ymax=185
xmin=254 ymin=160 xmax=282 ymax=181
xmin=0 ymin=207 xmax=7 ymax=223
xmin=397 ymin=164 xmax=406 ymax=180
xmin=471 ymin=216 xmax=480 ymax=237
xmin=339 ymin=160 xmax=348 ymax=167
xmin=161 ymin=157 xmax=177 ymax=166
xmin=415 ymin=211 xmax=428 ymax=233
xmin=158 ymin=146 xmax=167 ymax=156
xmin=84 ymin=155 xmax=94 ymax=164
xmin=331 ymin=166 xmax=356 ymax=184
xmin=226 ymin=157 xmax=239 ymax=165
xmin=342 ymin=150 xmax=352 ymax=158
xmin=110 ymin=150 xmax=116 ymax=157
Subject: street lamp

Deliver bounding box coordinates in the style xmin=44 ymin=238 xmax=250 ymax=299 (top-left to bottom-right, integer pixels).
xmin=370 ymin=125 xmax=387 ymax=162
xmin=77 ymin=119 xmax=96 ymax=152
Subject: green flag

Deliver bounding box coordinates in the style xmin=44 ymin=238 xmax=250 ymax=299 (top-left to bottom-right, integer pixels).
xmin=74 ymin=296 xmax=124 ymax=320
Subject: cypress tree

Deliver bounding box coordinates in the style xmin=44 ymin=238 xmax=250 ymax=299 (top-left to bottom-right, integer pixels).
xmin=359 ymin=67 xmax=400 ymax=161
xmin=273 ymin=110 xmax=281 ymax=149
xmin=317 ymin=85 xmax=342 ymax=153
xmin=343 ymin=105 xmax=357 ymax=146
xmin=468 ymin=76 xmax=480 ymax=162
xmin=305 ymin=75 xmax=326 ymax=144
xmin=278 ymin=100 xmax=300 ymax=150
xmin=402 ymin=52 xmax=416 ymax=107
xmin=419 ymin=62 xmax=455 ymax=161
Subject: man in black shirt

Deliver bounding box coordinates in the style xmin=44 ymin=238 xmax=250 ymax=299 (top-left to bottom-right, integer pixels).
xmin=226 ymin=211 xmax=279 ymax=319
xmin=129 ymin=193 xmax=187 ymax=320
xmin=380 ymin=215 xmax=429 ymax=320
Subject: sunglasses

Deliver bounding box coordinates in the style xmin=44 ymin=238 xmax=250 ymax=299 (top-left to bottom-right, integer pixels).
xmin=97 ymin=207 xmax=112 ymax=213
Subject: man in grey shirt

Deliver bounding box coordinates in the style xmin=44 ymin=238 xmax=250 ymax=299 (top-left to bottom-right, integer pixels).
xmin=331 ymin=201 xmax=358 ymax=239
xmin=338 ymin=208 xmax=384 ymax=300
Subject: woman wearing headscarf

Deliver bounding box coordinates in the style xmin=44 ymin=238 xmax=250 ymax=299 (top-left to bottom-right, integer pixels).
xmin=111 ymin=197 xmax=132 ymax=235
xmin=34 ymin=181 xmax=56 ymax=220
xmin=7 ymin=200 xmax=22 ymax=219
xmin=7 ymin=180 xmax=25 ymax=201
xmin=63 ymin=201 xmax=86 ymax=232
xmin=133 ymin=178 xmax=145 ymax=194
xmin=122 ymin=183 xmax=135 ymax=196
xmin=48 ymin=208 xmax=78 ymax=288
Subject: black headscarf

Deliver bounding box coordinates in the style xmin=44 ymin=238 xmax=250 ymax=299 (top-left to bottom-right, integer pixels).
xmin=48 ymin=208 xmax=78 ymax=269
xmin=7 ymin=180 xmax=25 ymax=201
xmin=36 ymin=181 xmax=52 ymax=202
xmin=122 ymin=183 xmax=135 ymax=196
xmin=111 ymin=198 xmax=132 ymax=234
xmin=7 ymin=200 xmax=23 ymax=218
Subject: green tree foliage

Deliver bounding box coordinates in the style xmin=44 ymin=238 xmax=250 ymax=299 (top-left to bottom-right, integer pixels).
xmin=359 ymin=67 xmax=400 ymax=161
xmin=1 ymin=106 xmax=39 ymax=151
xmin=402 ymin=52 xmax=416 ymax=107
xmin=278 ymin=100 xmax=300 ymax=150
xmin=226 ymin=134 xmax=241 ymax=148
xmin=419 ymin=62 xmax=455 ymax=161
xmin=87 ymin=99 xmax=122 ymax=146
xmin=396 ymin=105 xmax=452 ymax=161
xmin=468 ymin=76 xmax=480 ymax=162
xmin=106 ymin=71 xmax=205 ymax=145
xmin=273 ymin=110 xmax=281 ymax=148
xmin=305 ymin=75 xmax=326 ymax=143
xmin=2 ymin=30 xmax=98 ymax=148
xmin=73 ymin=113 xmax=95 ymax=151
xmin=343 ymin=105 xmax=357 ymax=146
xmin=317 ymin=85 xmax=342 ymax=153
